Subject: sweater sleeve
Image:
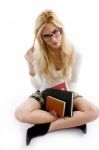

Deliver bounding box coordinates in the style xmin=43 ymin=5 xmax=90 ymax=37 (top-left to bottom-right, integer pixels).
xmin=29 ymin=45 xmax=43 ymax=90
xmin=68 ymin=49 xmax=82 ymax=91
xmin=30 ymin=73 xmax=42 ymax=90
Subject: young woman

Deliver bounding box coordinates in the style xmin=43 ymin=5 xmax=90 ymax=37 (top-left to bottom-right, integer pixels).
xmin=15 ymin=9 xmax=99 ymax=145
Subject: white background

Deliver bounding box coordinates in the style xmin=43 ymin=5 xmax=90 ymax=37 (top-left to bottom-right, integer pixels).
xmin=0 ymin=0 xmax=99 ymax=150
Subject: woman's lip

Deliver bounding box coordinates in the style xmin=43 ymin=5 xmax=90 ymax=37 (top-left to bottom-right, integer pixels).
xmin=52 ymin=42 xmax=58 ymax=45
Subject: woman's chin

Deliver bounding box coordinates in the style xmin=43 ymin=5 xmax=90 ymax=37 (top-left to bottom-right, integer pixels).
xmin=51 ymin=45 xmax=60 ymax=50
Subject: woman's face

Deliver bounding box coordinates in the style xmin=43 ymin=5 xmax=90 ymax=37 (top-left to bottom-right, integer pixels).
xmin=41 ymin=23 xmax=62 ymax=50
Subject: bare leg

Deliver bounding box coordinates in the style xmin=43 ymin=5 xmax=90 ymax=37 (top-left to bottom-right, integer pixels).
xmin=16 ymin=97 xmax=99 ymax=145
xmin=15 ymin=97 xmax=58 ymax=124
xmin=48 ymin=97 xmax=99 ymax=132
xmin=23 ymin=109 xmax=58 ymax=124
xmin=15 ymin=97 xmax=99 ymax=130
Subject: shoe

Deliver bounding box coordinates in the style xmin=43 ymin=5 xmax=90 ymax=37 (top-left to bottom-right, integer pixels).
xmin=26 ymin=123 xmax=50 ymax=145
xmin=78 ymin=124 xmax=87 ymax=134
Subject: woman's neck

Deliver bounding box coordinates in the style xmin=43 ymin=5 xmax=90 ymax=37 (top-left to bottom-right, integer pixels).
xmin=49 ymin=49 xmax=63 ymax=70
xmin=50 ymin=48 xmax=61 ymax=56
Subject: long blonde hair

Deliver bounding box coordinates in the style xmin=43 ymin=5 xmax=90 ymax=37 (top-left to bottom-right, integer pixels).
xmin=34 ymin=9 xmax=75 ymax=80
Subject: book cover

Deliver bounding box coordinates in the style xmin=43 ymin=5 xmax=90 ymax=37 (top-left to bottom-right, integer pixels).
xmin=51 ymin=82 xmax=67 ymax=91
xmin=46 ymin=96 xmax=66 ymax=118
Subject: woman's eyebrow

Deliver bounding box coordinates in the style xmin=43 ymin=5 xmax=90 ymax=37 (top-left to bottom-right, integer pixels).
xmin=42 ymin=28 xmax=57 ymax=36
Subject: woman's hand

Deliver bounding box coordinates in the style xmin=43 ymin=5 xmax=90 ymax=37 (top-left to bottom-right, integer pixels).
xmin=49 ymin=109 xmax=58 ymax=117
xmin=24 ymin=46 xmax=34 ymax=64
xmin=24 ymin=47 xmax=36 ymax=76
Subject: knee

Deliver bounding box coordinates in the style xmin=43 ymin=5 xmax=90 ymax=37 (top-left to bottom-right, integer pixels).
xmin=89 ymin=107 xmax=99 ymax=121
xmin=15 ymin=108 xmax=25 ymax=122
xmin=94 ymin=108 xmax=99 ymax=119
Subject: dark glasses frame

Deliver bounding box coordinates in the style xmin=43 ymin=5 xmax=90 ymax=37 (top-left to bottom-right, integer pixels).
xmin=41 ymin=28 xmax=62 ymax=41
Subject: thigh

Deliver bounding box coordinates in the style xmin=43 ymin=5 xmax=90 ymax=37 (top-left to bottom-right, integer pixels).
xmin=73 ymin=97 xmax=97 ymax=112
xmin=17 ymin=97 xmax=41 ymax=113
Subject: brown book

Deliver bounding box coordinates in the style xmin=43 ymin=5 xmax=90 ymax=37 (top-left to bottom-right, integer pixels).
xmin=46 ymin=96 xmax=66 ymax=118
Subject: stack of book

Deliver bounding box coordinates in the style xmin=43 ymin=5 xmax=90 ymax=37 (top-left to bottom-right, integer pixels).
xmin=51 ymin=82 xmax=68 ymax=91
xmin=41 ymin=82 xmax=73 ymax=117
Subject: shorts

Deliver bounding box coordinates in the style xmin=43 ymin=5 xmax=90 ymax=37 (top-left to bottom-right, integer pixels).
xmin=29 ymin=90 xmax=82 ymax=110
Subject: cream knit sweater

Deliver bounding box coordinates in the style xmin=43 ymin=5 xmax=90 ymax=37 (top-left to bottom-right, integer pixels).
xmin=30 ymin=47 xmax=82 ymax=92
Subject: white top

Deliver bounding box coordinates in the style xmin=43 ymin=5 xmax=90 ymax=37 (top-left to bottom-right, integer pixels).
xmin=30 ymin=47 xmax=82 ymax=92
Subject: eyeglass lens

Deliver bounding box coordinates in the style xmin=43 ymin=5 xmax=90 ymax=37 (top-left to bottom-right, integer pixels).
xmin=42 ymin=28 xmax=61 ymax=41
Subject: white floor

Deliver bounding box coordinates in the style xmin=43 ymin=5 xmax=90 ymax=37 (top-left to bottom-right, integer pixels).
xmin=0 ymin=0 xmax=99 ymax=149
xmin=0 ymin=95 xmax=99 ymax=150
xmin=0 ymin=55 xmax=99 ymax=150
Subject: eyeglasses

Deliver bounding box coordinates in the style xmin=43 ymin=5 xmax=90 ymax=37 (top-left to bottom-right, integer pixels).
xmin=41 ymin=28 xmax=62 ymax=42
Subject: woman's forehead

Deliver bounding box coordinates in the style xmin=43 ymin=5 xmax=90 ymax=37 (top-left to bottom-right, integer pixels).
xmin=41 ymin=23 xmax=57 ymax=35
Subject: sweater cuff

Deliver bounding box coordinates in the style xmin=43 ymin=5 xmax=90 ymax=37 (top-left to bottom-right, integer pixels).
xmin=30 ymin=73 xmax=42 ymax=90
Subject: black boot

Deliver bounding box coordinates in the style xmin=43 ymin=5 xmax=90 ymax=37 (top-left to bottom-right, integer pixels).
xmin=26 ymin=123 xmax=50 ymax=145
xmin=77 ymin=124 xmax=87 ymax=134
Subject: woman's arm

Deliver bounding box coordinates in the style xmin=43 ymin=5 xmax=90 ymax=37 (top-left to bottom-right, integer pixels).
xmin=30 ymin=73 xmax=42 ymax=90
xmin=25 ymin=46 xmax=42 ymax=90
xmin=69 ymin=49 xmax=82 ymax=90
xmin=25 ymin=46 xmax=36 ymax=76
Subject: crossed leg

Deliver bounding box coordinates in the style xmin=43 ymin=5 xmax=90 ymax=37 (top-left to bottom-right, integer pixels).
xmin=15 ymin=97 xmax=58 ymax=124
xmin=15 ymin=96 xmax=99 ymax=145
xmin=15 ymin=97 xmax=99 ymax=131
xmin=48 ymin=97 xmax=99 ymax=132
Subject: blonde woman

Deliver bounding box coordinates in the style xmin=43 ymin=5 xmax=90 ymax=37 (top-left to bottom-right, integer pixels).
xmin=15 ymin=9 xmax=99 ymax=145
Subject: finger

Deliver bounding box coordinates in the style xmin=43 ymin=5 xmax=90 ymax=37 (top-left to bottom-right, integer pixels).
xmin=51 ymin=110 xmax=57 ymax=116
xmin=53 ymin=110 xmax=57 ymax=116
xmin=50 ymin=110 xmax=54 ymax=115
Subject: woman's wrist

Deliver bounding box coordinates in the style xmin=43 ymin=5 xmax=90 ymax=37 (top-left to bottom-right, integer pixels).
xmin=29 ymin=71 xmax=36 ymax=76
xmin=28 ymin=62 xmax=36 ymax=76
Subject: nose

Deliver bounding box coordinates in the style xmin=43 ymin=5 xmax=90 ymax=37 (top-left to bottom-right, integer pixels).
xmin=50 ymin=35 xmax=57 ymax=41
